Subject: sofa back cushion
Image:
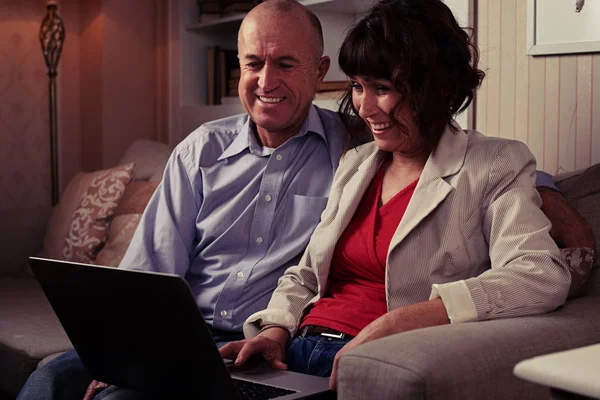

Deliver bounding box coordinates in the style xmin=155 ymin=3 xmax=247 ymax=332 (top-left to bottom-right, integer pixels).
xmin=555 ymin=163 xmax=600 ymax=269
xmin=94 ymin=181 xmax=160 ymax=267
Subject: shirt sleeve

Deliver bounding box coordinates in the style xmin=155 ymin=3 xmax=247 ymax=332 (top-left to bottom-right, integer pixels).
xmin=119 ymin=144 xmax=202 ymax=278
xmin=430 ymin=141 xmax=571 ymax=323
xmin=535 ymin=170 xmax=560 ymax=191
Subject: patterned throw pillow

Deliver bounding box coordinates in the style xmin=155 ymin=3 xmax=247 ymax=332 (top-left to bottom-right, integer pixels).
xmin=62 ymin=163 xmax=135 ymax=263
xmin=563 ymin=247 xmax=595 ymax=298
xmin=94 ymin=181 xmax=160 ymax=267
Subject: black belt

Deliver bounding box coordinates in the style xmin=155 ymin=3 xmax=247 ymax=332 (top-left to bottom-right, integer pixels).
xmin=298 ymin=325 xmax=354 ymax=340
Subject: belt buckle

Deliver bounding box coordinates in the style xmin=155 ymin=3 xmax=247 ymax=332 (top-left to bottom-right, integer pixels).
xmin=320 ymin=331 xmax=345 ymax=339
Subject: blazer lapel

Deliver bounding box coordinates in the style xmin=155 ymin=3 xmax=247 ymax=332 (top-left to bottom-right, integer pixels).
xmin=336 ymin=149 xmax=386 ymax=237
xmin=388 ymin=125 xmax=468 ymax=251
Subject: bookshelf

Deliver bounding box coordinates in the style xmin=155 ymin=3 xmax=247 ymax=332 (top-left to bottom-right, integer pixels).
xmin=166 ymin=0 xmax=472 ymax=146
xmin=165 ymin=0 xmax=372 ymax=146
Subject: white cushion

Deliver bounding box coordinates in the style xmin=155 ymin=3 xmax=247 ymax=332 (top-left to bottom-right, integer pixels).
xmin=118 ymin=140 xmax=172 ymax=181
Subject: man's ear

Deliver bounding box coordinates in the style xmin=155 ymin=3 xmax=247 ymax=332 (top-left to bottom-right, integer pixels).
xmin=316 ymin=56 xmax=331 ymax=83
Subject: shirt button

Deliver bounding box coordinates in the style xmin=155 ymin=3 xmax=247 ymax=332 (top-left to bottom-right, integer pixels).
xmin=276 ymin=154 xmax=283 ymax=161
xmin=264 ymin=194 xmax=272 ymax=202
xmin=237 ymin=271 xmax=244 ymax=278
xmin=220 ymin=310 xmax=228 ymax=317
xmin=256 ymin=237 xmax=264 ymax=244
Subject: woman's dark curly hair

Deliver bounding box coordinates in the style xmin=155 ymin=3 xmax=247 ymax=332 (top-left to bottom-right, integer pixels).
xmin=338 ymin=0 xmax=485 ymax=151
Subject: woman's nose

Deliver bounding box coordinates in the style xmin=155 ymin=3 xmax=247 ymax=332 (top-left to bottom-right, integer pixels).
xmin=357 ymin=92 xmax=376 ymax=120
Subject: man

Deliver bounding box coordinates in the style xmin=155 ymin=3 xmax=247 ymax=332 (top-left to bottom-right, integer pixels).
xmin=19 ymin=2 xmax=343 ymax=399
xmin=17 ymin=0 xmax=585 ymax=399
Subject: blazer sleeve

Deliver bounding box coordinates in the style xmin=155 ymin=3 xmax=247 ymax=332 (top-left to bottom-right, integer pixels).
xmin=431 ymin=140 xmax=571 ymax=322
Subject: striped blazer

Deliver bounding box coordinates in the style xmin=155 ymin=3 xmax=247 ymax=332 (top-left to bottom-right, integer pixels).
xmin=244 ymin=125 xmax=571 ymax=338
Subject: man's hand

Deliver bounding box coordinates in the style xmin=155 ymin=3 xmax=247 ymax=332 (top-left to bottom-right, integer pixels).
xmin=538 ymin=187 xmax=594 ymax=248
xmin=219 ymin=326 xmax=290 ymax=370
xmin=329 ymin=298 xmax=449 ymax=391
xmin=82 ymin=380 xmax=109 ymax=400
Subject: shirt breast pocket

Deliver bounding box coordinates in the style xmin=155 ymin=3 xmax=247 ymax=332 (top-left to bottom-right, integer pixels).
xmin=282 ymin=194 xmax=329 ymax=245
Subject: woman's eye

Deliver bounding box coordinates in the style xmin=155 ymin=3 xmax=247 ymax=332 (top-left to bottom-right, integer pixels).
xmin=375 ymin=86 xmax=390 ymax=93
xmin=349 ymin=82 xmax=363 ymax=91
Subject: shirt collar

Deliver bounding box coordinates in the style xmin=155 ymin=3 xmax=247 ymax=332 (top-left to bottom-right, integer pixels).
xmin=218 ymin=104 xmax=327 ymax=161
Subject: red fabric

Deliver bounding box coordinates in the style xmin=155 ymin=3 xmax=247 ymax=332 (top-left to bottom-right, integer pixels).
xmin=301 ymin=162 xmax=418 ymax=336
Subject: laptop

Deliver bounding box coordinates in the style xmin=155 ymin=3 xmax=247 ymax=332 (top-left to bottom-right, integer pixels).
xmin=29 ymin=257 xmax=331 ymax=399
xmin=513 ymin=344 xmax=600 ymax=399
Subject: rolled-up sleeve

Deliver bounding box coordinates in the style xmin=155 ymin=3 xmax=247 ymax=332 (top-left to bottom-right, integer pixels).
xmin=430 ymin=141 xmax=571 ymax=322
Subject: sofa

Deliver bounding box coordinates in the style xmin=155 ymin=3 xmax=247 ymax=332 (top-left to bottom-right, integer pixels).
xmin=1 ymin=141 xmax=598 ymax=399
xmin=0 ymin=140 xmax=172 ymax=399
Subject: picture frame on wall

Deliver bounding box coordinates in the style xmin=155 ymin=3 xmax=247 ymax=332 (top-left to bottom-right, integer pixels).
xmin=527 ymin=0 xmax=600 ymax=56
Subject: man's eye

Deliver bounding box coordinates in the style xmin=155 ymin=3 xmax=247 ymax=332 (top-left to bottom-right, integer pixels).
xmin=279 ymin=63 xmax=293 ymax=70
xmin=246 ymin=62 xmax=263 ymax=69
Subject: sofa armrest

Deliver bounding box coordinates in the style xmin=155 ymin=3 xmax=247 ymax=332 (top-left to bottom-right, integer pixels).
xmin=337 ymin=295 xmax=600 ymax=400
xmin=0 ymin=207 xmax=52 ymax=277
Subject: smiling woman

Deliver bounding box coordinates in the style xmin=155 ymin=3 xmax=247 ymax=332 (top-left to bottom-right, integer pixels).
xmin=221 ymin=0 xmax=572 ymax=392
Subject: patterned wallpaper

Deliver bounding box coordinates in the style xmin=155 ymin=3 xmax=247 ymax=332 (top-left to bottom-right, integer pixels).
xmin=0 ymin=0 xmax=52 ymax=209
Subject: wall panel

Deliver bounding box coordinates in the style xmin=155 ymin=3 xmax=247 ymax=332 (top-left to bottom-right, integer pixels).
xmin=476 ymin=0 xmax=600 ymax=173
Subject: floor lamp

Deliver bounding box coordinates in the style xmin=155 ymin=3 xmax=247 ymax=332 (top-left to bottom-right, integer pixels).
xmin=39 ymin=0 xmax=65 ymax=206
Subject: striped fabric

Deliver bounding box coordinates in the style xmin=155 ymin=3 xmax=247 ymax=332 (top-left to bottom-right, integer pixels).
xmin=244 ymin=125 xmax=571 ymax=338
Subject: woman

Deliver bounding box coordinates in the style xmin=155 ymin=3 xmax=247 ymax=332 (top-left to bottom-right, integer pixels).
xmin=220 ymin=0 xmax=570 ymax=390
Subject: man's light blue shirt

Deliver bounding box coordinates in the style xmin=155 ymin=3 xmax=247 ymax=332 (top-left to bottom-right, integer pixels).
xmin=120 ymin=105 xmax=346 ymax=331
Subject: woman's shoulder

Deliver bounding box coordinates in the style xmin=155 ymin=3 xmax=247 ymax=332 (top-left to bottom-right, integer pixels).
xmin=339 ymin=141 xmax=379 ymax=166
xmin=464 ymin=130 xmax=533 ymax=161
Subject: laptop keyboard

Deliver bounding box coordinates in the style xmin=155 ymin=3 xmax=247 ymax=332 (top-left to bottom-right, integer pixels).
xmin=233 ymin=378 xmax=297 ymax=399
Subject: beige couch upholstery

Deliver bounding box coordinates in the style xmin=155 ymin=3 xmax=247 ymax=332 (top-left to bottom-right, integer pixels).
xmin=0 ymin=140 xmax=171 ymax=399
xmin=2 ymin=144 xmax=598 ymax=399
xmin=337 ymin=163 xmax=600 ymax=400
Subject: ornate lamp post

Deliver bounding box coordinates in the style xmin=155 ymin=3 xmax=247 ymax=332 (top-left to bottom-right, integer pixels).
xmin=39 ymin=0 xmax=65 ymax=206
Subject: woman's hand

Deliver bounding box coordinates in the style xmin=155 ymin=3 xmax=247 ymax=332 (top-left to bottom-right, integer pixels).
xmin=329 ymin=298 xmax=450 ymax=391
xmin=219 ymin=326 xmax=290 ymax=370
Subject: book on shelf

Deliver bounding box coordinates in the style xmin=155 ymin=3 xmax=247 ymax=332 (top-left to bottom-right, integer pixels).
xmin=206 ymin=46 xmax=217 ymax=105
xmin=206 ymin=46 xmax=241 ymax=105
xmin=197 ymin=0 xmax=263 ymax=19
xmin=222 ymin=1 xmax=259 ymax=13
xmin=197 ymin=0 xmax=222 ymax=14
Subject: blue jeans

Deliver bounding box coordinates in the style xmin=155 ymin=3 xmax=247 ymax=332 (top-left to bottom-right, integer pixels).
xmin=17 ymin=331 xmax=243 ymax=400
xmin=285 ymin=333 xmax=351 ymax=377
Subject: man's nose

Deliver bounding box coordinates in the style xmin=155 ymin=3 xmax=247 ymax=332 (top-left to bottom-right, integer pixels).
xmin=258 ymin=64 xmax=280 ymax=92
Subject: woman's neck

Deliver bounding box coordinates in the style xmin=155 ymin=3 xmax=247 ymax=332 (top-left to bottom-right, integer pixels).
xmin=388 ymin=150 xmax=429 ymax=177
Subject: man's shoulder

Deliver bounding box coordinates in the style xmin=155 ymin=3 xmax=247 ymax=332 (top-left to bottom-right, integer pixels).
xmin=313 ymin=106 xmax=346 ymax=138
xmin=175 ymin=113 xmax=249 ymax=155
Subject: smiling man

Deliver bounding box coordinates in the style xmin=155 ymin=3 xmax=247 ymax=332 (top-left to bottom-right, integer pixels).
xmin=17 ymin=2 xmax=348 ymax=400
xmin=237 ymin=2 xmax=330 ymax=148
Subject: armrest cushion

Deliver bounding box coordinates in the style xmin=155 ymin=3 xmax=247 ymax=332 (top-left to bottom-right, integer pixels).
xmin=337 ymin=296 xmax=600 ymax=400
